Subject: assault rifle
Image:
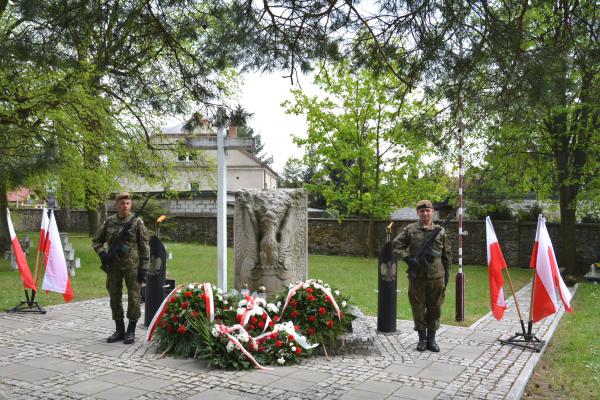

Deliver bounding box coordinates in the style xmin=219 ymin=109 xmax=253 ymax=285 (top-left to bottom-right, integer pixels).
xmin=405 ymin=212 xmax=454 ymax=280
xmin=100 ymin=195 xmax=151 ymax=273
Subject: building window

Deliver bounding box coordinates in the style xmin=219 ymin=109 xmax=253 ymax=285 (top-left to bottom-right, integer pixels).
xmin=177 ymin=152 xmax=198 ymax=162
xmin=190 ymin=182 xmax=200 ymax=192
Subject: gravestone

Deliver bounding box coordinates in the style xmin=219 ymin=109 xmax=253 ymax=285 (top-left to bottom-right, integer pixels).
xmin=60 ymin=233 xmax=80 ymax=277
xmin=4 ymin=236 xmax=32 ymax=271
xmin=234 ymin=189 xmax=308 ymax=295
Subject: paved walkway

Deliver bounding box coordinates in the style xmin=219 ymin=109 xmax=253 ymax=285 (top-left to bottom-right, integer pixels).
xmin=0 ymin=283 xmax=572 ymax=400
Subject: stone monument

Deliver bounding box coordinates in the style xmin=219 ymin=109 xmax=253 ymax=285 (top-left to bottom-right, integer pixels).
xmin=234 ymin=189 xmax=308 ymax=295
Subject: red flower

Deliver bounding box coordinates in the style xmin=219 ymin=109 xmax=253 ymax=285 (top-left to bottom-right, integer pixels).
xmin=167 ymin=325 xmax=173 ymax=333
xmin=326 ymin=320 xmax=334 ymax=329
xmin=236 ymin=314 xmax=243 ymax=322
xmin=249 ymin=341 xmax=255 ymax=350
xmin=258 ymin=321 xmax=265 ymax=329
xmin=269 ymin=321 xmax=274 ymax=327
xmin=294 ymin=325 xmax=300 ymax=331
xmin=340 ymin=312 xmax=345 ymax=319
xmin=192 ymin=311 xmax=199 ymax=318
xmin=270 ymin=333 xmax=278 ymax=339
xmin=307 ymin=328 xmax=315 ymax=336
xmin=306 ymin=287 xmax=313 ymax=294
xmin=288 ymin=335 xmax=295 ymax=341
xmin=290 ymin=300 xmax=297 ymax=307
xmin=200 ymin=292 xmax=207 ymax=300
xmin=295 ymin=347 xmax=302 ymax=355
xmin=177 ymin=325 xmax=186 ymax=334
xmin=250 ymin=316 xmax=258 ymax=324
xmin=276 ymin=340 xmax=283 ymax=348
xmin=308 ymin=315 xmax=316 ymax=322
xmin=318 ymin=307 xmax=326 ymax=315
xmin=307 ymin=295 xmax=315 ymax=302
xmin=324 ymin=296 xmax=331 ymax=302
xmin=248 ymin=324 xmax=255 ymax=331
xmin=172 ymin=315 xmax=179 ymax=322
xmin=184 ymin=291 xmax=192 ymax=298
xmin=273 ymin=315 xmax=280 ymax=322
xmin=170 ymin=297 xmax=177 ymax=303
xmin=262 ymin=313 xmax=268 ymax=320
xmin=181 ymin=301 xmax=189 ymax=309
xmin=290 ymin=310 xmax=298 ymax=318
xmin=259 ymin=346 xmax=265 ymax=352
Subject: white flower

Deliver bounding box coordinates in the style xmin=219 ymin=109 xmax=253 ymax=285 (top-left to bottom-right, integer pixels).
xmin=187 ymin=284 xmax=194 ymax=289
xmin=342 ymin=301 xmax=347 ymax=307
xmin=276 ymin=301 xmax=282 ymax=308
xmin=223 ymin=300 xmax=229 ymax=305
xmin=211 ymin=326 xmax=220 ymax=337
xmin=334 ymin=290 xmax=340 ymax=296
xmin=289 ymin=341 xmax=294 ymax=347
xmin=277 ymin=357 xmax=285 ymax=365
xmin=217 ymin=295 xmax=223 ymax=301
xmin=266 ymin=303 xmax=279 ymax=313
xmin=324 ymin=283 xmax=330 ymax=288
xmin=217 ymin=288 xmax=223 ymax=294
xmin=226 ymin=341 xmax=235 ymax=352
xmin=302 ymin=283 xmax=309 ymax=289
xmin=236 ymin=331 xmax=249 ymax=343
xmin=317 ymin=279 xmax=323 ymax=284
xmin=291 ymin=346 xmax=296 ymax=352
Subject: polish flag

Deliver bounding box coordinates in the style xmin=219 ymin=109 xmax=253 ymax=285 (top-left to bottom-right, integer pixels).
xmin=6 ymin=209 xmax=36 ymax=291
xmin=38 ymin=208 xmax=49 ymax=252
xmin=41 ymin=211 xmax=73 ymax=302
xmin=530 ymin=215 xmax=573 ymax=322
xmin=486 ymin=217 xmax=507 ymax=320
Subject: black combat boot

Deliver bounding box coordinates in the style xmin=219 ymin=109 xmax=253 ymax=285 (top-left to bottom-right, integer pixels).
xmin=107 ymin=319 xmax=125 ymax=343
xmin=123 ymin=319 xmax=137 ymax=344
xmin=426 ymin=329 xmax=440 ymax=352
xmin=416 ymin=330 xmax=427 ymax=352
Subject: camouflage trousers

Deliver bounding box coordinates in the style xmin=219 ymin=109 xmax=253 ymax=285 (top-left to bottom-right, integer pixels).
xmin=408 ymin=277 xmax=446 ymax=332
xmin=106 ymin=268 xmax=141 ymax=321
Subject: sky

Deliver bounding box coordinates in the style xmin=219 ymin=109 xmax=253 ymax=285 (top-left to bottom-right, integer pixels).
xmin=236 ymin=71 xmax=320 ymax=173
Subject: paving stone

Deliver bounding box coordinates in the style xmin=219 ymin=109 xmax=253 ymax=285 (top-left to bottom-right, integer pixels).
xmin=339 ymin=389 xmax=388 ymax=400
xmin=354 ymin=379 xmax=401 ymax=394
xmin=94 ymin=385 xmax=147 ymax=400
xmin=265 ymin=377 xmax=315 ymax=392
xmin=188 ymin=389 xmax=241 ymax=400
xmin=64 ymin=379 xmax=116 ymax=395
xmin=391 ymin=386 xmax=441 ymax=400
xmin=417 ymin=362 xmax=466 ymax=382
xmin=96 ymin=371 xmax=147 ymax=384
xmin=382 ymin=363 xmax=423 ymax=376
xmin=287 ymin=370 xmax=332 ymax=382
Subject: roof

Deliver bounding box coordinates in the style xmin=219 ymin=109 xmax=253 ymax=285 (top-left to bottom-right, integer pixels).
xmin=7 ymin=187 xmax=31 ymax=202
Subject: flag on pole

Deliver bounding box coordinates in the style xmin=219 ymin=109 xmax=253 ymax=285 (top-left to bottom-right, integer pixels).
xmin=530 ymin=215 xmax=573 ymax=322
xmin=485 ymin=217 xmax=507 ymax=320
xmin=6 ymin=208 xmax=36 ymax=291
xmin=38 ymin=208 xmax=49 ymax=252
xmin=41 ymin=210 xmax=73 ymax=302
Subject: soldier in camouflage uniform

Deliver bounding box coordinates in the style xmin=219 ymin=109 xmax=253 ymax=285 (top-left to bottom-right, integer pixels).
xmin=393 ymin=200 xmax=451 ymax=352
xmin=92 ymin=192 xmax=150 ymax=344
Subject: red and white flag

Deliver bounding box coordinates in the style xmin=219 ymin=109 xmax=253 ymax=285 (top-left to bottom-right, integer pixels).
xmin=6 ymin=208 xmax=36 ymax=291
xmin=38 ymin=208 xmax=49 ymax=253
xmin=530 ymin=215 xmax=573 ymax=322
xmin=486 ymin=216 xmax=507 ymax=320
xmin=41 ymin=210 xmax=73 ymax=302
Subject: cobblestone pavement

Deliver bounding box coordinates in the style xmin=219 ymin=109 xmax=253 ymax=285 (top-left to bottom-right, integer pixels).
xmin=0 ymin=283 xmax=573 ymax=400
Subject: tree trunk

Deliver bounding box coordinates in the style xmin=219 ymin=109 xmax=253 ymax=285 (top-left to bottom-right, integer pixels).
xmin=87 ymin=207 xmax=98 ymax=236
xmin=558 ymin=185 xmax=580 ymax=277
xmin=0 ymin=181 xmax=9 ymax=252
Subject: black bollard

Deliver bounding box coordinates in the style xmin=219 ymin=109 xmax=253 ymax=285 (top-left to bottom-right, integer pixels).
xmin=377 ymin=229 xmax=397 ymax=333
xmin=144 ymin=235 xmax=167 ymax=327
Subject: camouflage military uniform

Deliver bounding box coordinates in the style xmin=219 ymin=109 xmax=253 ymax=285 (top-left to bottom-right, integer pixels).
xmin=393 ymin=221 xmax=452 ymax=332
xmin=92 ymin=214 xmax=150 ymax=321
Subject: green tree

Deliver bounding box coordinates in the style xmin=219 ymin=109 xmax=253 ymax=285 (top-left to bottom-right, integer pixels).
xmin=436 ymin=1 xmax=599 ymax=276
xmin=285 ymin=63 xmax=448 ymax=255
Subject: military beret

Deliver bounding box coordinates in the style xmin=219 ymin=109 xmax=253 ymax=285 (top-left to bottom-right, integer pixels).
xmin=416 ymin=199 xmax=434 ymax=210
xmin=115 ymin=192 xmax=132 ymax=202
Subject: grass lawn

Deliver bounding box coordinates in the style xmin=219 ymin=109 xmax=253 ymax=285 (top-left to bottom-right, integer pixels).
xmin=524 ymin=282 xmax=600 ymax=400
xmin=1 ymin=232 xmax=531 ymax=328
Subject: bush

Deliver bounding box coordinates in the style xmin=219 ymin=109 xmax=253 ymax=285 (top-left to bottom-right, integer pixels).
xmin=516 ymin=203 xmax=544 ymax=222
xmin=466 ymin=203 xmax=514 ymax=220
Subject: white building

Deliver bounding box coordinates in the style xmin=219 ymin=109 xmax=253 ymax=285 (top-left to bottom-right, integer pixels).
xmin=118 ymin=119 xmax=278 ymax=214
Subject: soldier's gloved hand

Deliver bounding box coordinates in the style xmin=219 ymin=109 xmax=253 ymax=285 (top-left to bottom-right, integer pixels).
xmin=444 ymin=271 xmax=449 ymax=287
xmin=98 ymin=251 xmax=110 ymax=266
xmin=137 ymin=269 xmax=147 ymax=283
xmin=404 ymin=256 xmax=419 ymax=269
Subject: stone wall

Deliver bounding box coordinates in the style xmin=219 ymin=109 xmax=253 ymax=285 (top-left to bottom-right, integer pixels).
xmin=10 ymin=209 xmax=90 ymax=233
xmin=10 ymin=208 xmax=600 ymax=270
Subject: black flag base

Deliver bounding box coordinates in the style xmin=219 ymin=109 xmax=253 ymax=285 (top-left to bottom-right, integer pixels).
xmin=499 ymin=320 xmax=544 ymax=352
xmin=6 ymin=290 xmax=46 ymax=314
